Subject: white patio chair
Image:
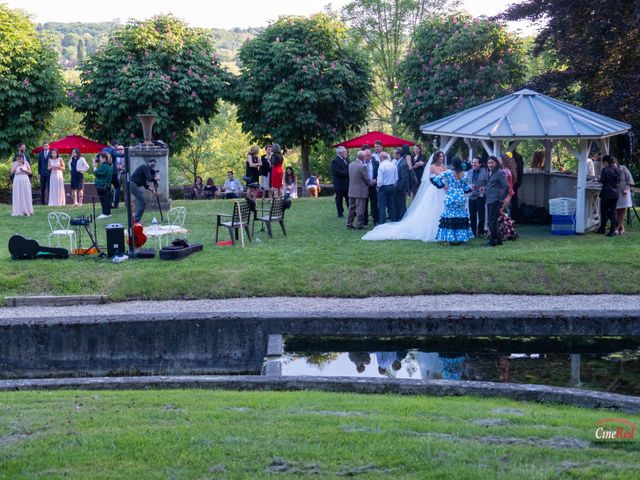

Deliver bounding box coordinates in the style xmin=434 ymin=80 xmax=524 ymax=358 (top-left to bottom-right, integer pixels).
xmin=48 ymin=212 xmax=76 ymax=252
xmin=161 ymin=206 xmax=188 ymax=242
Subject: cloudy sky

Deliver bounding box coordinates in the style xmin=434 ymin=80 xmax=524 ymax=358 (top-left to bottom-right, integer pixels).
xmin=5 ymin=0 xmax=534 ymax=33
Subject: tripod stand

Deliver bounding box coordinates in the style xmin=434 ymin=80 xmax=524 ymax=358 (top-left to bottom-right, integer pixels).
xmin=76 ymin=195 xmax=103 ymax=256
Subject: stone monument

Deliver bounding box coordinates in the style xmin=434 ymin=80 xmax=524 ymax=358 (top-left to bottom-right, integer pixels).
xmin=128 ymin=114 xmax=171 ymax=212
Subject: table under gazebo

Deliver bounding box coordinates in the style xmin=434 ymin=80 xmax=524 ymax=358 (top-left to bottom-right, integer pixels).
xmin=420 ymin=89 xmax=632 ymax=233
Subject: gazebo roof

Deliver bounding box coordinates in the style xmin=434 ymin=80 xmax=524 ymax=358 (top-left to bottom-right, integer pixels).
xmin=420 ymin=89 xmax=631 ymax=140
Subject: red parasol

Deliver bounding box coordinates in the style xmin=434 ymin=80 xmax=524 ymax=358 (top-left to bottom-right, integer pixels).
xmin=32 ymin=135 xmax=108 ymax=155
xmin=332 ymin=131 xmax=416 ymax=149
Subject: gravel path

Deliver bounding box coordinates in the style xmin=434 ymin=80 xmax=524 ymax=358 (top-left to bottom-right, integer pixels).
xmin=1 ymin=294 xmax=638 ymax=319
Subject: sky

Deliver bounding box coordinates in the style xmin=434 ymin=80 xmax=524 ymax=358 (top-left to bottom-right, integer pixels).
xmin=4 ymin=0 xmax=535 ymax=33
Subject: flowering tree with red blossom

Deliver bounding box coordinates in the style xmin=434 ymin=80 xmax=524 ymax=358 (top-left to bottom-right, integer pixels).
xmin=70 ymin=15 xmax=228 ymax=151
xmin=398 ymin=14 xmax=525 ymax=137
xmin=0 ymin=5 xmax=63 ymax=159
xmin=234 ymin=14 xmax=372 ymax=181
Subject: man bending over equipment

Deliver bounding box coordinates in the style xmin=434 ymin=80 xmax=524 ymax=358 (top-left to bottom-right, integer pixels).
xmin=130 ymin=159 xmax=160 ymax=223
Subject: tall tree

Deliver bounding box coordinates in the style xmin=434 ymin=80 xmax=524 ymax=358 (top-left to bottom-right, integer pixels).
xmin=0 ymin=4 xmax=64 ymax=158
xmin=342 ymin=0 xmax=456 ymax=134
xmin=398 ymin=13 xmax=525 ymax=136
xmin=76 ymin=38 xmax=85 ymax=64
xmin=70 ymin=15 xmax=228 ymax=152
xmin=234 ymin=14 xmax=372 ymax=181
xmin=502 ymin=0 xmax=640 ymax=161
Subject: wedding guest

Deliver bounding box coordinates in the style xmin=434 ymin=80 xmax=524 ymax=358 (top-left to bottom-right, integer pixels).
xmin=17 ymin=142 xmax=31 ymax=164
xmin=531 ymin=151 xmax=544 ymax=170
xmin=37 ymin=141 xmax=52 ymax=205
xmin=346 ymin=150 xmax=370 ymax=229
xmin=499 ymin=154 xmax=519 ymax=241
xmin=93 ymin=152 xmax=113 ymax=220
xmin=614 ymin=158 xmax=635 ymax=235
xmin=597 ymin=155 xmax=621 ymax=236
xmin=376 ymin=152 xmax=397 ymax=225
xmin=47 ymin=148 xmax=66 ymax=206
xmin=192 ymin=175 xmax=205 ymax=199
xmin=260 ymin=144 xmax=272 ymax=198
xmin=412 ymin=143 xmax=427 ymax=191
xmin=331 ymin=146 xmax=350 ymax=217
xmin=245 ymin=145 xmax=261 ymax=200
xmin=402 ymin=144 xmax=417 ymax=196
xmin=222 ymin=170 xmax=243 ymax=199
xmin=271 ymin=144 xmax=284 ymax=196
xmin=284 ymin=166 xmax=298 ymax=198
xmin=484 ymin=156 xmax=509 ymax=247
xmin=431 ymin=157 xmax=473 ymax=244
xmin=363 ymin=148 xmax=379 ymax=226
xmin=510 ymin=150 xmax=524 ymax=220
xmin=468 ymin=156 xmax=488 ymax=236
xmin=394 ymin=147 xmax=411 ymax=221
xmin=11 ymin=154 xmax=33 ymax=216
xmin=69 ymin=148 xmax=89 ymax=206
xmin=112 ymin=144 xmax=125 ymax=207
xmin=305 ymin=172 xmax=321 ymax=198
xmin=204 ymin=177 xmax=218 ymax=199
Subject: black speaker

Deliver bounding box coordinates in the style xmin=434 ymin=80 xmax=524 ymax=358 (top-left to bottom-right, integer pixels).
xmin=105 ymin=223 xmax=125 ymax=257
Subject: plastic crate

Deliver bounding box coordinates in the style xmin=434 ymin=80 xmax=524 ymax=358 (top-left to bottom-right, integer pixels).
xmin=551 ymin=214 xmax=575 ymax=235
xmin=549 ymin=197 xmax=577 ymax=216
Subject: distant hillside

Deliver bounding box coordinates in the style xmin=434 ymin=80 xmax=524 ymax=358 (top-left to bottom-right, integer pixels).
xmin=37 ymin=22 xmax=260 ymax=68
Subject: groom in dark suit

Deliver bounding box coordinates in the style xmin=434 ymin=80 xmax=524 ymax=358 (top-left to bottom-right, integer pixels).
xmin=331 ymin=146 xmax=350 ymax=218
xmin=362 ymin=146 xmax=380 ymax=226
xmin=37 ymin=141 xmax=52 ymax=205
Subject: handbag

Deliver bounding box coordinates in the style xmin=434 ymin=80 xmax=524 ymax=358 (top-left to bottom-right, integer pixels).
xmin=242 ymin=175 xmax=251 ymax=182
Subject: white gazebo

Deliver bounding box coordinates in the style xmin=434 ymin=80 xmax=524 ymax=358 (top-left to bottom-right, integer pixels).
xmin=420 ymin=89 xmax=631 ymax=233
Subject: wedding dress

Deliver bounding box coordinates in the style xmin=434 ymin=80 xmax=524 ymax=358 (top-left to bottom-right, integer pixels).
xmin=362 ymin=154 xmax=445 ymax=242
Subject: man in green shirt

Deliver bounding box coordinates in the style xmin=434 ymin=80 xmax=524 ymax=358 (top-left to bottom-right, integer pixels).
xmin=93 ymin=153 xmax=113 ymax=219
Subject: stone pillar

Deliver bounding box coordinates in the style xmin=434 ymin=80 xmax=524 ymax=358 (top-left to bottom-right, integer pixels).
xmin=128 ymin=144 xmax=171 ymax=212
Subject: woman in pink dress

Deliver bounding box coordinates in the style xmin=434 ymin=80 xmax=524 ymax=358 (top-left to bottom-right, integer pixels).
xmin=48 ymin=149 xmax=66 ymax=206
xmin=11 ymin=154 xmax=33 ymax=216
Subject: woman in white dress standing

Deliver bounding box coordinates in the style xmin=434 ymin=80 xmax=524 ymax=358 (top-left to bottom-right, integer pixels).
xmin=48 ymin=148 xmax=66 ymax=206
xmin=11 ymin=154 xmax=33 ymax=216
xmin=362 ymin=150 xmax=447 ymax=242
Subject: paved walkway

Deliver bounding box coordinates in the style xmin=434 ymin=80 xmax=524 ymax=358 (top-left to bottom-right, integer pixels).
xmin=1 ymin=294 xmax=639 ymax=319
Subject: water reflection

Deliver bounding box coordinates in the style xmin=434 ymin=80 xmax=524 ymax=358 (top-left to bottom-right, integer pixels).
xmin=280 ymin=347 xmax=640 ymax=396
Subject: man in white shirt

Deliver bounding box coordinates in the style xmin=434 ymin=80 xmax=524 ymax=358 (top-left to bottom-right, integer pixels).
xmin=223 ymin=170 xmax=244 ymax=199
xmin=376 ymin=151 xmax=397 ymax=224
xmin=363 ymin=148 xmax=379 ymax=225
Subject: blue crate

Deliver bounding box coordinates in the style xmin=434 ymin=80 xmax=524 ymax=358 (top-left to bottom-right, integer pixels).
xmin=551 ymin=214 xmax=575 ymax=235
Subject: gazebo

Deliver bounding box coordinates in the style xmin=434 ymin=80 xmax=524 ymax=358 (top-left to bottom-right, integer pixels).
xmin=420 ymin=89 xmax=631 ymax=233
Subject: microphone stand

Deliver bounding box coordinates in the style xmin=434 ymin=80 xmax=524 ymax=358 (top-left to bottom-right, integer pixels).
xmin=124 ymin=147 xmax=137 ymax=258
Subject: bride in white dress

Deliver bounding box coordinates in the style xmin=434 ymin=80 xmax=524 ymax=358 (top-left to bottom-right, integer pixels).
xmin=363 ymin=150 xmax=447 ymax=242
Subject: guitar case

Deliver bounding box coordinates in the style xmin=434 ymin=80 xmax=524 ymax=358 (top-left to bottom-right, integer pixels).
xmin=136 ymin=248 xmax=156 ymax=259
xmin=8 ymin=235 xmax=69 ymax=260
xmin=159 ymin=238 xmax=203 ymax=260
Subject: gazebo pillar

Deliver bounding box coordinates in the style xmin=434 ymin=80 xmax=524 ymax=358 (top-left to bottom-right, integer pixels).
xmin=574 ymin=139 xmax=590 ymax=234
xmin=543 ymin=140 xmax=554 ymax=173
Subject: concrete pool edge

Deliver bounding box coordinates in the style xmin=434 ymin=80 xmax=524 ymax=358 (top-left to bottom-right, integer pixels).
xmin=1 ymin=375 xmax=639 ymax=413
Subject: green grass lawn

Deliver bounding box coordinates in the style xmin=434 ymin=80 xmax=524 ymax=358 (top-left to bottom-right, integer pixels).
xmin=0 ymin=390 xmax=638 ymax=479
xmin=1 ymin=198 xmax=639 ymax=299
xmin=0 ymin=389 xmax=638 ymax=480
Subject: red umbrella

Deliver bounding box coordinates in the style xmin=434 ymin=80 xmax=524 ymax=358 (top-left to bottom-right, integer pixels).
xmin=32 ymin=135 xmax=108 ymax=155
xmin=332 ymin=131 xmax=415 ymax=149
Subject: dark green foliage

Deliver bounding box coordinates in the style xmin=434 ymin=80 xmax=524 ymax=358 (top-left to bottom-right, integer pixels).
xmin=0 ymin=5 xmax=64 ymax=158
xmin=69 ymin=15 xmax=229 ymax=152
xmin=398 ymin=14 xmax=525 ymax=136
xmin=502 ymin=0 xmax=640 ymax=169
xmin=234 ymin=14 xmax=372 ymax=179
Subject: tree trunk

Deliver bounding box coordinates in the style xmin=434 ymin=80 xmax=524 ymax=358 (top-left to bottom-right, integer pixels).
xmin=300 ymin=141 xmax=311 ymax=196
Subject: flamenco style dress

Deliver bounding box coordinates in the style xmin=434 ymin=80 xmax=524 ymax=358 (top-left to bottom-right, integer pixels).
xmin=430 ymin=170 xmax=474 ymax=243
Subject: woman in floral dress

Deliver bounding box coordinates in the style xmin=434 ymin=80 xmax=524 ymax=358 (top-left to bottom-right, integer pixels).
xmin=430 ymin=157 xmax=474 ymax=244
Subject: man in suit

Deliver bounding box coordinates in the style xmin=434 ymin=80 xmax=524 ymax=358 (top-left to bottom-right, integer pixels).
xmin=37 ymin=141 xmax=52 ymax=205
xmin=331 ymin=146 xmax=350 ymax=217
xmin=362 ymin=147 xmax=380 ymax=225
xmin=468 ymin=156 xmax=488 ymax=236
xmin=393 ymin=147 xmax=411 ymax=221
xmin=346 ymin=150 xmax=371 ymax=229
xmin=484 ymin=155 xmax=509 ymax=247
